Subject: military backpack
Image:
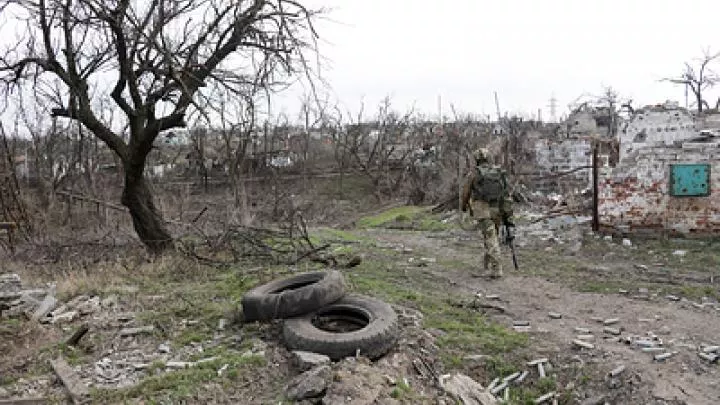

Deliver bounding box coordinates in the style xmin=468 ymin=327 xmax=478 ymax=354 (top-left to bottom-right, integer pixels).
xmin=471 ymin=167 xmax=506 ymax=203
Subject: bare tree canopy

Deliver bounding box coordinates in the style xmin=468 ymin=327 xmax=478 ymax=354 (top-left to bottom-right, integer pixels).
xmin=662 ymin=49 xmax=720 ymax=112
xmin=0 ymin=0 xmax=321 ymax=253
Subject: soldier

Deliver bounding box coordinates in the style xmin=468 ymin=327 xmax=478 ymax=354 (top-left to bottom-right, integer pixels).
xmin=461 ymin=148 xmax=515 ymax=278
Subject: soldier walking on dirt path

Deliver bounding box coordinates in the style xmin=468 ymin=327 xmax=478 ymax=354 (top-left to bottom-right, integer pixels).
xmin=460 ymin=148 xmax=516 ymax=278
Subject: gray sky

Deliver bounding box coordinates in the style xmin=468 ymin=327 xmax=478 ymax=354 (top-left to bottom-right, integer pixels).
xmin=3 ymin=1 xmax=720 ymax=125
xmin=277 ymin=0 xmax=720 ymax=121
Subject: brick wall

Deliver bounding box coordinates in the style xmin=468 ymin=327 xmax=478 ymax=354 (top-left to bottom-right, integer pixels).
xmin=529 ymin=138 xmax=593 ymax=193
xmin=528 ymin=137 xmax=616 ymax=194
xmin=599 ymin=141 xmax=720 ymax=236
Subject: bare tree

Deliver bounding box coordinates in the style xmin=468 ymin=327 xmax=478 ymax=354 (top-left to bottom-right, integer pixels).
xmin=0 ymin=0 xmax=320 ymax=253
xmin=663 ymin=49 xmax=720 ymax=113
xmin=345 ymin=98 xmax=417 ymax=200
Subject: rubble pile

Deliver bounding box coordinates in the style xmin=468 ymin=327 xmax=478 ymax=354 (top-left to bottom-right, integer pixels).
xmin=0 ymin=273 xmax=55 ymax=320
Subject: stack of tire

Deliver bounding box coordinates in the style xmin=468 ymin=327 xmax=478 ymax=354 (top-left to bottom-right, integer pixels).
xmin=241 ymin=270 xmax=398 ymax=361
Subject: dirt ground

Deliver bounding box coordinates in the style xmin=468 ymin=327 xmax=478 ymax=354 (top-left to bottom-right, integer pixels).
xmin=1 ymin=205 xmax=719 ymax=404
xmin=373 ymin=223 xmax=720 ymax=405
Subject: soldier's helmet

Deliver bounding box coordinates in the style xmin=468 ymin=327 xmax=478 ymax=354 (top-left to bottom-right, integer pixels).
xmin=473 ymin=147 xmax=490 ymax=164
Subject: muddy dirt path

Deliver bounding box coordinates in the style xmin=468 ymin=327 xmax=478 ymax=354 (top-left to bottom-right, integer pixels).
xmin=370 ymin=229 xmax=720 ymax=405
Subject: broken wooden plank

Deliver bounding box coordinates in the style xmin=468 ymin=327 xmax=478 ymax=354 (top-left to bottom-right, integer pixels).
xmin=50 ymin=357 xmax=89 ymax=405
xmin=0 ymin=289 xmax=46 ymax=302
xmin=65 ymin=323 xmax=89 ymax=347
xmin=119 ymin=325 xmax=154 ymax=337
xmin=572 ymin=339 xmax=595 ymax=349
xmin=609 ymin=365 xmax=625 ymax=377
xmin=0 ymin=398 xmax=48 ymax=405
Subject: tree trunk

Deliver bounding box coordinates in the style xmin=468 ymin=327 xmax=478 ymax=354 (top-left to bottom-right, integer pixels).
xmin=121 ymin=167 xmax=172 ymax=254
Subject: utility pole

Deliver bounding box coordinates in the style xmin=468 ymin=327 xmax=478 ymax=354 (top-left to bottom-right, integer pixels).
xmin=494 ymin=91 xmax=501 ymax=122
xmin=548 ymin=94 xmax=558 ymax=123
xmin=438 ymin=94 xmax=443 ymax=123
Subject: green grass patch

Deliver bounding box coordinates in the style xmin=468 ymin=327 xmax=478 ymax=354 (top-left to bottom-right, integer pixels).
xmin=356 ymin=205 xmax=455 ymax=232
xmin=346 ymin=254 xmax=527 ymax=373
xmin=357 ymin=206 xmax=426 ymax=228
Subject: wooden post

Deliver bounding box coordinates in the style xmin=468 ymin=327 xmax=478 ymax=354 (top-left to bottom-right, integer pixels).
xmin=592 ymin=143 xmax=600 ymax=232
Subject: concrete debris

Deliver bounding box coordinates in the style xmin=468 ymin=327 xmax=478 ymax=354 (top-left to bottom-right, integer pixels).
xmin=119 ymin=326 xmax=155 ymax=337
xmin=513 ymin=320 xmax=530 ymax=327
xmin=217 ymin=319 xmax=226 ymax=331
xmin=654 ymin=352 xmax=677 ymax=362
xmin=672 ymin=250 xmax=687 ymax=257
xmin=75 ymin=296 xmax=100 ymax=315
xmin=548 ymin=312 xmax=562 ymax=319
xmin=515 ymin=370 xmax=529 ymax=384
xmin=51 ymin=311 xmax=78 ymax=324
xmin=537 ymin=363 xmax=546 ymax=378
xmin=489 ymin=381 xmax=507 ymax=395
xmin=157 ymin=343 xmax=171 ymax=354
xmin=603 ymin=327 xmax=621 ymax=336
xmin=576 ymin=334 xmax=595 ymax=341
xmin=166 ymin=357 xmax=218 ymax=369
xmin=634 ymin=340 xmax=658 ymax=348
xmin=573 ymin=339 xmax=595 ymax=350
xmin=487 ymin=377 xmax=500 ymax=391
xmin=51 ymin=357 xmax=89 ymax=405
xmin=702 ymin=345 xmax=720 ymax=353
xmin=590 ymin=317 xmax=604 ymax=323
xmin=285 ymin=365 xmax=332 ymax=401
xmin=439 ymin=373 xmax=499 ymax=405
xmin=622 ymin=239 xmax=632 ymax=247
xmin=0 ymin=273 xmax=21 ymax=292
xmin=527 ymin=358 xmax=548 ymax=366
xmin=609 ymin=365 xmax=626 ymax=377
xmin=31 ymin=287 xmax=57 ymax=322
xmin=534 ymin=392 xmax=556 ymax=404
xmin=665 ymin=295 xmax=681 ymax=301
xmin=574 ymin=327 xmax=591 ymax=334
xmin=217 ymin=363 xmax=229 ymax=376
xmin=603 ymin=318 xmax=620 ymax=325
xmin=292 ymin=351 xmax=331 ymax=371
xmin=698 ymin=352 xmax=719 ymax=363
xmin=641 ymin=347 xmax=665 ymax=353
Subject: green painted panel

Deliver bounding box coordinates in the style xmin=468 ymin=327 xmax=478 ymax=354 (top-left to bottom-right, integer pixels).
xmin=669 ymin=164 xmax=710 ymax=197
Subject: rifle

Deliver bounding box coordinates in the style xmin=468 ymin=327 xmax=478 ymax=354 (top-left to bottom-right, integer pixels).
xmin=505 ymin=224 xmax=519 ymax=270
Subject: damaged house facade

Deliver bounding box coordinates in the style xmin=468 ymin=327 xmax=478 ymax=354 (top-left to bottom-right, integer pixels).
xmin=526 ymin=104 xmax=617 ymax=195
xmin=599 ymin=101 xmax=720 ymax=236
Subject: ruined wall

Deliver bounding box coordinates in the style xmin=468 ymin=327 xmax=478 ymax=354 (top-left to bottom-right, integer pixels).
xmin=619 ymin=107 xmax=696 ymax=161
xmin=599 ymin=141 xmax=720 ymax=236
xmin=531 ymin=138 xmax=593 ymax=193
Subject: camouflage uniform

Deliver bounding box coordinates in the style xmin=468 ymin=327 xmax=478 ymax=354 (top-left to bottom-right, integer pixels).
xmin=461 ymin=148 xmax=515 ymax=278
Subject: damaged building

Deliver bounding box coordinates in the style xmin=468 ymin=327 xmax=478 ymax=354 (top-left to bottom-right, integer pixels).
xmin=599 ymin=101 xmax=720 ymax=236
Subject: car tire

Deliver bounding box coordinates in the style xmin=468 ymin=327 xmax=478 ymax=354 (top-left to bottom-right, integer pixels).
xmin=241 ymin=270 xmax=345 ymax=322
xmin=282 ymin=294 xmax=398 ymax=360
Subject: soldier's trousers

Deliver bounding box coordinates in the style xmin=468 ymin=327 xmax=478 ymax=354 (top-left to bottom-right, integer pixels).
xmin=478 ymin=218 xmax=502 ymax=276
xmin=470 ymin=199 xmax=503 ymax=277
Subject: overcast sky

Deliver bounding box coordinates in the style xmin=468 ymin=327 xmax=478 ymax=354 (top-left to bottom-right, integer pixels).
xmin=277 ymin=0 xmax=720 ymax=121
xmin=3 ymin=1 xmax=720 ymax=125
